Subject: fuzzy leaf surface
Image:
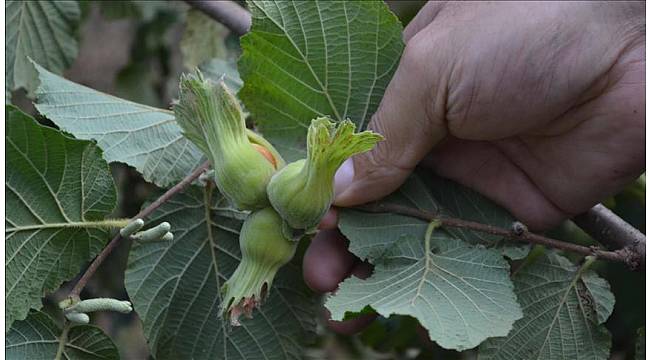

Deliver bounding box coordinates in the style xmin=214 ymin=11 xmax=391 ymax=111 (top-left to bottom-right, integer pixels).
xmin=239 ymin=0 xmax=404 ymax=160
xmin=477 ymin=253 xmax=613 ymax=360
xmin=5 ymin=310 xmax=118 ymax=359
xmin=34 ymin=64 xmax=206 ymax=188
xmin=340 ymin=171 xmax=527 ymax=260
xmin=125 ymin=187 xmax=317 ymax=359
xmin=326 ymin=231 xmax=522 ymax=351
xmin=6 ymin=0 xmax=79 ymax=96
xmin=5 ymin=106 xmax=116 ymax=328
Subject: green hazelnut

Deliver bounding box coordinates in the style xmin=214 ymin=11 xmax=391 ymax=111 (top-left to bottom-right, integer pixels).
xmin=220 ymin=207 xmax=297 ymax=325
xmin=267 ymin=117 xmax=382 ymax=230
xmin=175 ymin=72 xmax=283 ymax=210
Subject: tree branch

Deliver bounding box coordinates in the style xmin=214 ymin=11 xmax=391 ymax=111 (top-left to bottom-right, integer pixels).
xmin=572 ymin=204 xmax=645 ymax=267
xmin=184 ymin=0 xmax=251 ymax=36
xmin=69 ymin=161 xmax=211 ymax=298
xmin=354 ymin=202 xmax=644 ymax=271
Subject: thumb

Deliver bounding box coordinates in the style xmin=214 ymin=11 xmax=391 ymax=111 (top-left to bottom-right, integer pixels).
xmin=334 ymin=31 xmax=448 ymax=207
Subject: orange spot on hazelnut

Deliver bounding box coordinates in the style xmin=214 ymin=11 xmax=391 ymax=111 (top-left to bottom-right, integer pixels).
xmin=252 ymin=143 xmax=277 ymax=169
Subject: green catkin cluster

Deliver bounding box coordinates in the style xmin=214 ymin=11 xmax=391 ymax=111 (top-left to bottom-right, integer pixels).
xmin=175 ymin=71 xmax=382 ymax=325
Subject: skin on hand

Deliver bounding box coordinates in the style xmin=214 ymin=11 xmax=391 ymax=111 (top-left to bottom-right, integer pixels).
xmin=304 ymin=1 xmax=645 ymax=334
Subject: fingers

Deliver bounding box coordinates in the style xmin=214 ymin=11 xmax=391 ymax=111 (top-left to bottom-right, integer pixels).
xmin=334 ymin=26 xmax=450 ymax=207
xmin=318 ymin=208 xmax=338 ymax=230
xmin=303 ymin=230 xmax=356 ymax=293
xmin=402 ymin=1 xmax=448 ymax=42
xmin=325 ymin=261 xmax=376 ymax=333
xmin=303 ymin=229 xmax=378 ymax=334
xmin=423 ymin=138 xmax=569 ymax=230
xmin=325 ymin=310 xmax=378 ymax=335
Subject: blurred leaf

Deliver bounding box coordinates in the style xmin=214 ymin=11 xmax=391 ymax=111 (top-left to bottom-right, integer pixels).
xmin=125 ymin=187 xmax=318 ymax=359
xmin=6 ymin=310 xmax=119 ymax=359
xmin=181 ymin=9 xmax=229 ymax=70
xmin=239 ymin=1 xmax=404 ymax=160
xmin=6 ymin=0 xmax=79 ymax=96
xmin=135 ymin=1 xmax=183 ymax=22
xmin=359 ymin=316 xmax=420 ymax=352
xmin=5 ymin=106 xmax=117 ymax=328
xmin=34 ymin=63 xmax=205 ymax=188
xmin=199 ymin=59 xmax=243 ymax=93
xmin=477 ymin=253 xmax=613 ymax=360
xmin=114 ymin=62 xmax=161 ymax=107
xmin=637 ymin=327 xmax=645 ymax=360
xmin=98 ymin=0 xmax=140 ymax=19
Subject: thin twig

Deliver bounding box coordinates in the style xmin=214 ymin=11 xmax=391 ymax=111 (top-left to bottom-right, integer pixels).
xmin=68 ymin=161 xmax=211 ymax=298
xmin=184 ymin=0 xmax=252 ymax=36
xmin=353 ymin=202 xmax=644 ymax=271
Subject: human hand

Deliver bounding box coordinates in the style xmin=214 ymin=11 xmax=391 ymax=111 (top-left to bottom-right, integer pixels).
xmin=304 ymin=1 xmax=645 ymax=333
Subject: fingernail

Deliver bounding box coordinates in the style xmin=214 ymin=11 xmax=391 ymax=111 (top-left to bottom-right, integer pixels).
xmin=334 ymin=158 xmax=355 ymax=198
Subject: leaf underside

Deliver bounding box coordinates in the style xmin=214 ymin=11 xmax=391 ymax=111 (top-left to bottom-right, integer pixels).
xmin=477 ymin=253 xmax=613 ymax=360
xmin=125 ymin=187 xmax=317 ymax=360
xmin=5 ymin=106 xmax=116 ymax=328
xmin=6 ymin=0 xmax=79 ymax=96
xmin=340 ymin=171 xmax=528 ymax=260
xmin=327 ymin=231 xmax=522 ymax=351
xmin=34 ymin=64 xmax=206 ymax=188
xmin=329 ymin=171 xmax=538 ymax=350
xmin=6 ymin=310 xmax=118 ymax=360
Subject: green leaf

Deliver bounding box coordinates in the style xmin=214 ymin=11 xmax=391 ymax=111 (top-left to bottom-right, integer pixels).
xmin=339 ymin=171 xmax=527 ymax=259
xmin=326 ymin=230 xmax=522 ymax=351
xmin=181 ymin=9 xmax=229 ymax=70
xmin=418 ymin=173 xmax=530 ymax=259
xmin=33 ymin=64 xmax=206 ymax=188
xmin=6 ymin=0 xmax=80 ymax=96
xmin=97 ymin=0 xmax=140 ymax=20
xmin=6 ymin=310 xmax=118 ymax=359
xmin=125 ymin=187 xmax=318 ymax=359
xmin=477 ymin=253 xmax=613 ymax=360
xmin=5 ymin=106 xmax=117 ymax=329
xmin=636 ymin=327 xmax=645 ymax=360
xmin=582 ymin=270 xmax=615 ymax=324
xmin=239 ymin=0 xmax=404 ymax=160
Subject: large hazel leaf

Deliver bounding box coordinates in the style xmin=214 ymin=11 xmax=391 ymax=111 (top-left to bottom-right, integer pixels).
xmin=239 ymin=0 xmax=404 ymax=160
xmin=330 ymin=171 xmax=532 ymax=350
xmin=33 ymin=64 xmax=206 ymax=188
xmin=6 ymin=0 xmax=79 ymax=96
xmin=34 ymin=64 xmax=247 ymax=188
xmin=5 ymin=310 xmax=118 ymax=359
xmin=125 ymin=187 xmax=317 ymax=360
xmin=5 ymin=106 xmax=117 ymax=328
xmin=477 ymin=253 xmax=613 ymax=360
xmin=326 ymin=228 xmax=522 ymax=351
